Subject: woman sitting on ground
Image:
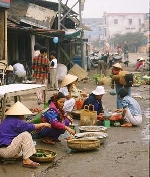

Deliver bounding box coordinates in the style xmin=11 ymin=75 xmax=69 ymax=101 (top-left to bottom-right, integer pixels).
xmin=0 ymin=101 xmax=51 ymax=168
xmin=82 ymin=86 xmax=105 ymax=115
xmin=37 ymin=92 xmax=75 ymax=144
xmin=116 ymin=88 xmax=142 ymax=127
xmin=59 ymin=74 xmax=78 ymax=113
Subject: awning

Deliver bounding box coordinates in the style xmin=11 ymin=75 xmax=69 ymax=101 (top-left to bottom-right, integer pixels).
xmin=64 ymin=29 xmax=81 ymax=39
xmin=7 ymin=19 xmax=65 ymax=38
xmin=69 ymin=17 xmax=92 ymax=31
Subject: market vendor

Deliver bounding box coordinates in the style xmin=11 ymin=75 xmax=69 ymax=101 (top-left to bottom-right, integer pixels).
xmin=36 ymin=92 xmax=75 ymax=144
xmin=0 ymin=101 xmax=51 ymax=168
xmin=117 ymin=88 xmax=142 ymax=127
xmin=111 ymin=63 xmax=132 ymax=109
xmin=82 ymin=86 xmax=105 ymax=115
xmin=59 ymin=74 xmax=78 ymax=113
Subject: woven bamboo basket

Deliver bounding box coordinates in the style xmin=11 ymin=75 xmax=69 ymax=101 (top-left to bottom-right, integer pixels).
xmin=30 ymin=149 xmax=57 ymax=162
xmin=67 ymin=139 xmax=100 ymax=151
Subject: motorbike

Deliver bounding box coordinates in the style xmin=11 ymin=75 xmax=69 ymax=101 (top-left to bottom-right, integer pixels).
xmin=108 ymin=53 xmax=122 ymax=68
xmin=89 ymin=53 xmax=100 ymax=68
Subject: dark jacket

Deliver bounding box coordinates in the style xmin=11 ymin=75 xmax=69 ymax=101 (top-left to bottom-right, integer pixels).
xmin=82 ymin=93 xmax=103 ymax=114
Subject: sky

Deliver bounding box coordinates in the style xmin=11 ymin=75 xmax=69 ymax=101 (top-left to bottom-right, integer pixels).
xmin=64 ymin=0 xmax=149 ymax=18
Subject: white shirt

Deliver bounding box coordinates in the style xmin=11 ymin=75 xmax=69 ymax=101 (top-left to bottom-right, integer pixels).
xmin=51 ymin=58 xmax=57 ymax=69
xmin=59 ymin=87 xmax=69 ymax=96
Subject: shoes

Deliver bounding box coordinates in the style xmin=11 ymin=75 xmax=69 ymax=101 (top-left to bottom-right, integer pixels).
xmin=22 ymin=161 xmax=40 ymax=168
xmin=121 ymin=123 xmax=132 ymax=127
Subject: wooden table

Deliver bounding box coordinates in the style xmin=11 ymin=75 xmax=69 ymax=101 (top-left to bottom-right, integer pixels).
xmin=0 ymin=84 xmax=46 ymax=120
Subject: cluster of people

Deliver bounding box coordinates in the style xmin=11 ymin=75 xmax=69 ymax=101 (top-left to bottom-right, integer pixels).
xmin=0 ymin=50 xmax=143 ymax=169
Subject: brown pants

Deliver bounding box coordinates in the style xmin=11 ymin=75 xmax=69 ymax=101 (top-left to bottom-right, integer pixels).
xmin=97 ymin=60 xmax=108 ymax=76
xmin=0 ymin=132 xmax=36 ymax=159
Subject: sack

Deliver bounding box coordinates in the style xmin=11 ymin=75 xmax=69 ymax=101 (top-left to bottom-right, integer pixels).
xmin=124 ymin=73 xmax=134 ymax=87
xmin=76 ymin=99 xmax=84 ymax=110
xmin=80 ymin=105 xmax=97 ymax=126
xmin=118 ymin=71 xmax=129 ymax=85
xmin=118 ymin=71 xmax=133 ymax=86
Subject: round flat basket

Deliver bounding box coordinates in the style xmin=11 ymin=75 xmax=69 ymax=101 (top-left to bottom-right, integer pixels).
xmin=75 ymin=132 xmax=108 ymax=145
xmin=79 ymin=126 xmax=107 ymax=133
xmin=67 ymin=139 xmax=100 ymax=151
xmin=30 ymin=149 xmax=57 ymax=163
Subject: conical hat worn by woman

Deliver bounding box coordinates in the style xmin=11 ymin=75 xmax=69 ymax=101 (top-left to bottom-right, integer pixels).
xmin=61 ymin=74 xmax=78 ymax=87
xmin=5 ymin=101 xmax=33 ymax=115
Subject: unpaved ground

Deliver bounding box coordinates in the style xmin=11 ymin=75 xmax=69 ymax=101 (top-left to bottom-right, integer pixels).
xmin=0 ymin=53 xmax=149 ymax=177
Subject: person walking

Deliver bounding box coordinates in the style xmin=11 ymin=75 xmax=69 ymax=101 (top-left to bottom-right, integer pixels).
xmin=97 ymin=53 xmax=109 ymax=76
xmin=49 ymin=51 xmax=58 ymax=91
xmin=32 ymin=47 xmax=50 ymax=104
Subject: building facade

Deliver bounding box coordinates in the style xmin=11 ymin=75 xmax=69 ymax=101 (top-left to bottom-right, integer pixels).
xmin=103 ymin=13 xmax=146 ymax=39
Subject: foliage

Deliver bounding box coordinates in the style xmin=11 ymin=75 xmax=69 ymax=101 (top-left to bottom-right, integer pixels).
xmin=110 ymin=32 xmax=147 ymax=52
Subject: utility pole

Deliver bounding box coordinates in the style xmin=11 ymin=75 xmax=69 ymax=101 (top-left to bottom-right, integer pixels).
xmin=58 ymin=0 xmax=85 ymax=69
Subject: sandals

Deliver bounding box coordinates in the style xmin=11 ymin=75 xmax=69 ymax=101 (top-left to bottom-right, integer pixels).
xmin=121 ymin=123 xmax=132 ymax=127
xmin=22 ymin=161 xmax=40 ymax=168
xmin=54 ymin=138 xmax=61 ymax=142
xmin=42 ymin=138 xmax=55 ymax=145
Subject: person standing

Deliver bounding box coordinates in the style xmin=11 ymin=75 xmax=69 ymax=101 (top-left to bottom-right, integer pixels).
xmin=33 ymin=43 xmax=42 ymax=58
xmin=111 ymin=63 xmax=132 ymax=109
xmin=32 ymin=47 xmax=50 ymax=104
xmin=123 ymin=41 xmax=129 ymax=61
xmin=49 ymin=51 xmax=58 ymax=91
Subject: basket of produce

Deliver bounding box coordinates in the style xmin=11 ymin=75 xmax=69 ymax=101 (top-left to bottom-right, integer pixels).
xmin=79 ymin=126 xmax=107 ymax=133
xmin=67 ymin=139 xmax=100 ymax=151
xmin=30 ymin=149 xmax=57 ymax=162
xmin=75 ymin=132 xmax=108 ymax=144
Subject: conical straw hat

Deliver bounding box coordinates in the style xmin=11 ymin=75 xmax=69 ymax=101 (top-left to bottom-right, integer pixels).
xmin=6 ymin=65 xmax=13 ymax=71
xmin=113 ymin=63 xmax=122 ymax=69
xmin=61 ymin=74 xmax=78 ymax=87
xmin=5 ymin=101 xmax=33 ymax=115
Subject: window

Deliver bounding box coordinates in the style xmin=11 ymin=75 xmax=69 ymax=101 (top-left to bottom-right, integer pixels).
xmin=129 ymin=19 xmax=132 ymax=25
xmin=114 ymin=19 xmax=118 ymax=24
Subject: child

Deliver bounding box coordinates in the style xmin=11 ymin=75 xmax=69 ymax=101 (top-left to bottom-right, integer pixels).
xmin=117 ymin=88 xmax=142 ymax=127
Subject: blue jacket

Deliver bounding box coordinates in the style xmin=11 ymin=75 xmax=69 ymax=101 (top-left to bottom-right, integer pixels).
xmin=82 ymin=93 xmax=103 ymax=114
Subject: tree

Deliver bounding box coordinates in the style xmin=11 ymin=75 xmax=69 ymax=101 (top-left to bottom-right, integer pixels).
xmin=110 ymin=32 xmax=147 ymax=52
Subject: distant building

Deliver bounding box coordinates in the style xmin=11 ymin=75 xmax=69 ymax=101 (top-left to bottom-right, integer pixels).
xmin=82 ymin=18 xmax=104 ymax=42
xmin=103 ymin=12 xmax=146 ymax=39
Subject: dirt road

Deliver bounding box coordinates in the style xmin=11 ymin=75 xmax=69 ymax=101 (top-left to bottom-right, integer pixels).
xmin=0 ymin=53 xmax=149 ymax=177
